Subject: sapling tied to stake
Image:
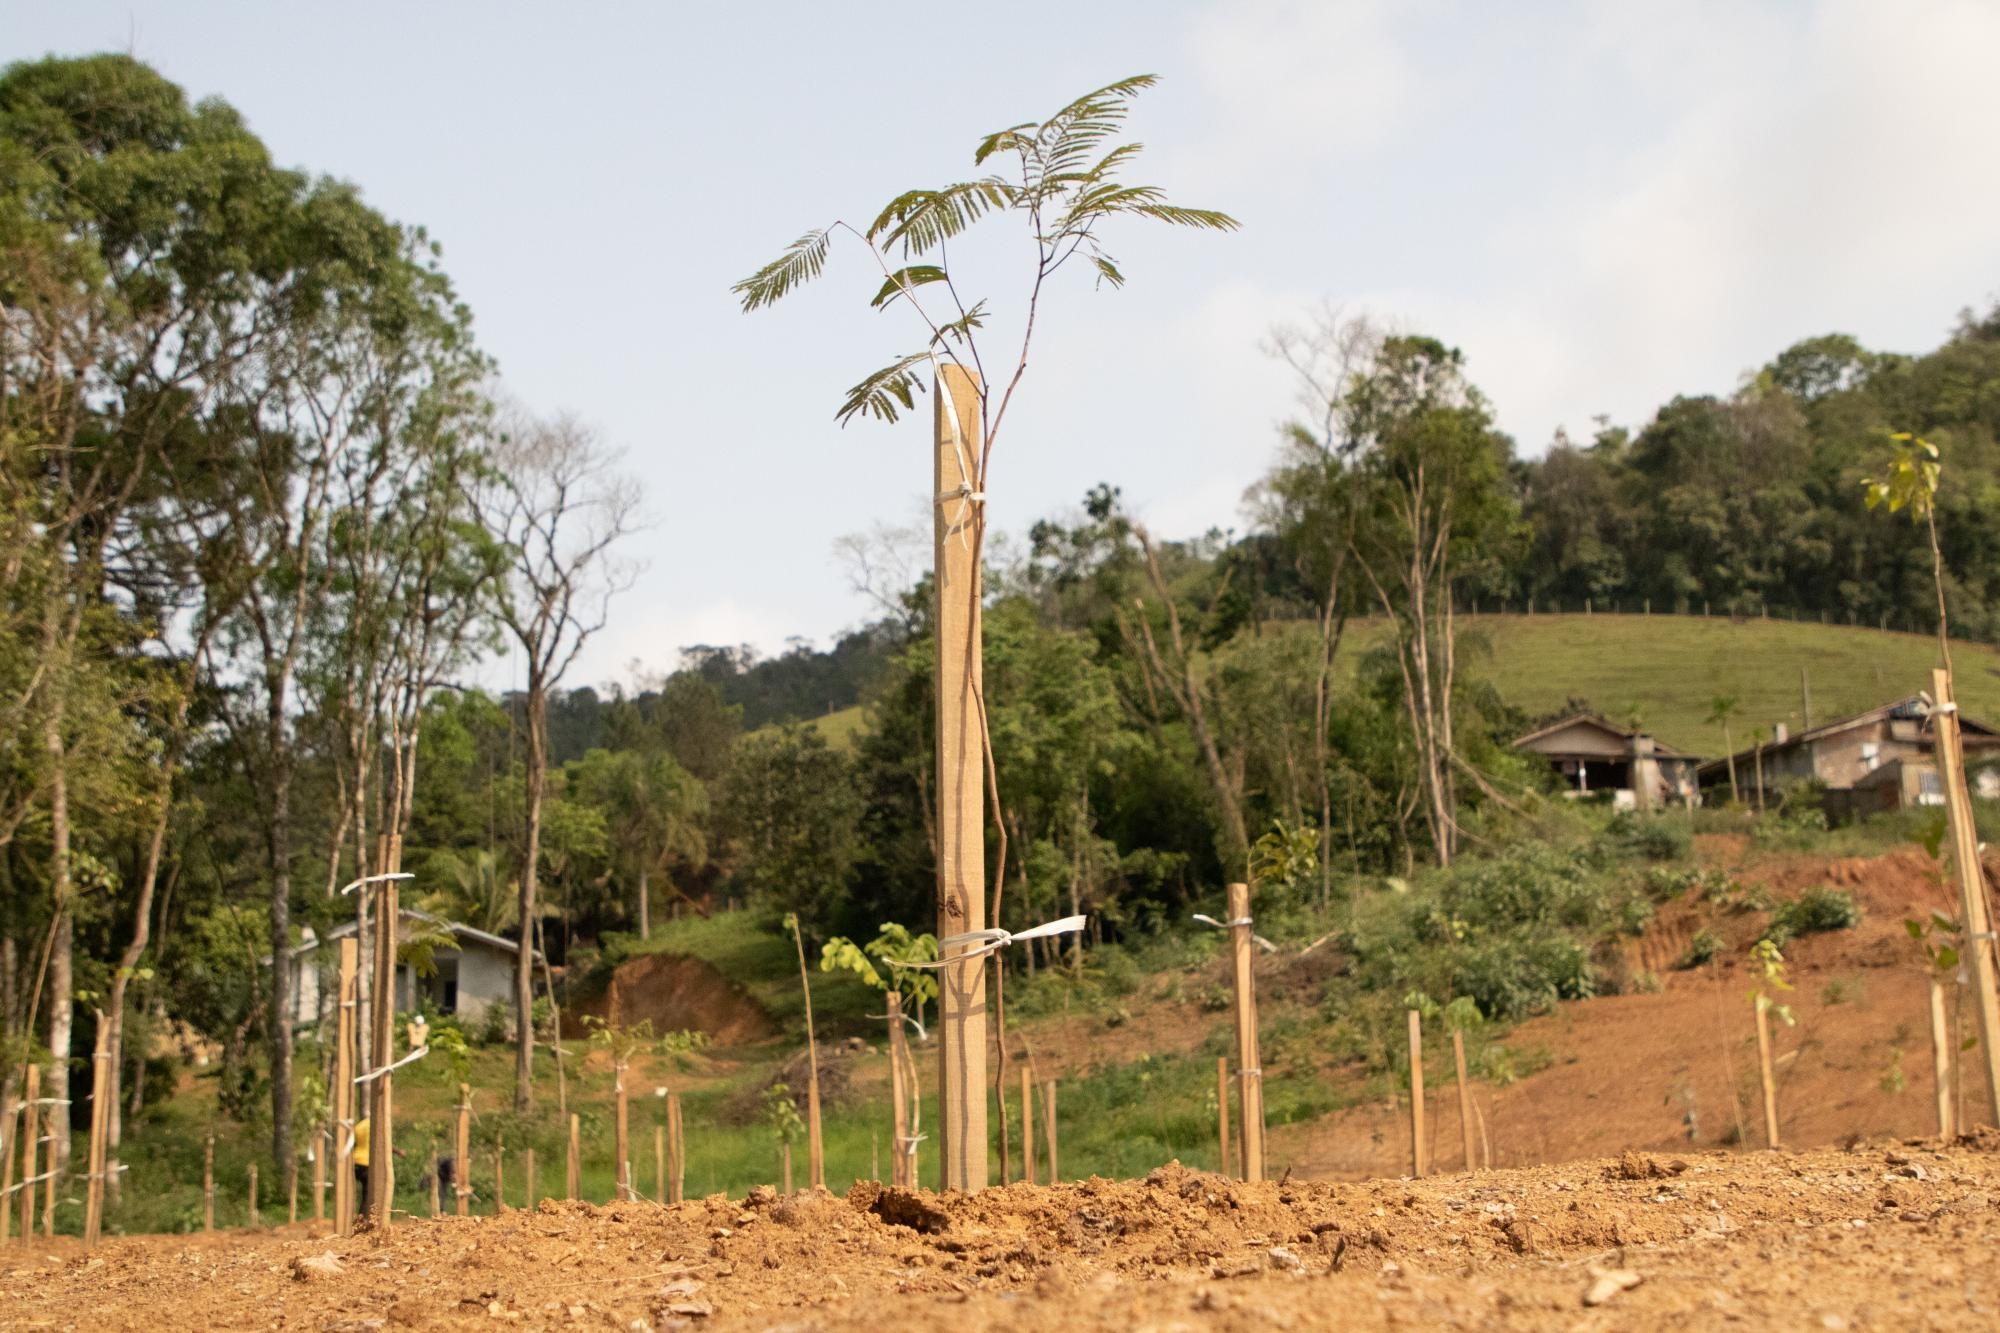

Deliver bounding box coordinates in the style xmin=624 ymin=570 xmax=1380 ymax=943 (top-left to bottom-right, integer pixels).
xmin=735 ymin=74 xmax=1236 ymax=1190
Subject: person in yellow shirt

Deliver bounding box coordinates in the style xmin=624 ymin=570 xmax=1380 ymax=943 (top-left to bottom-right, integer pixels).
xmin=352 ymin=1117 xmax=371 ymax=1199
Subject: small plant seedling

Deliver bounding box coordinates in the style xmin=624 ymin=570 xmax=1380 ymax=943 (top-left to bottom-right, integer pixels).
xmin=1748 ymin=938 xmax=1795 ymax=1028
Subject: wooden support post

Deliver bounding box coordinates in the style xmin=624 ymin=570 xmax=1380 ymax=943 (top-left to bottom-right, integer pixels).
xmin=933 ymin=362 xmax=987 ymax=1193
xmin=248 ymin=1163 xmax=259 ymax=1228
xmin=566 ymin=1114 xmax=580 ymax=1200
xmin=428 ymin=1153 xmax=439 ymax=1218
xmin=667 ymin=1094 xmax=684 ymax=1204
xmin=333 ymin=939 xmax=357 ymax=1237
xmin=1407 ymin=1009 xmax=1427 ymax=1178
xmin=789 ymin=916 xmax=825 ymax=1192
xmin=1930 ymin=976 xmax=1956 ymax=1139
xmin=613 ymin=1064 xmax=630 ymax=1201
xmin=17 ymin=1063 xmax=37 ymax=1242
xmin=83 ymin=1019 xmax=110 ymax=1246
xmin=202 ymin=1135 xmax=214 ymax=1232
xmin=495 ymin=1142 xmax=507 ymax=1212
xmin=1020 ymin=1067 xmax=1036 ymax=1185
xmin=781 ymin=1140 xmax=793 ymax=1195
xmin=1452 ymin=1028 xmax=1476 ymax=1173
xmin=314 ymin=1126 xmax=327 ymax=1223
xmin=369 ymin=843 xmax=402 ymax=1229
xmin=1042 ymin=1080 xmax=1058 ymax=1184
xmin=1933 ymin=667 xmax=2000 ymax=1127
xmin=289 ymin=1156 xmax=299 ymax=1224
xmin=1215 ymin=1055 xmax=1231 ymax=1180
xmin=40 ymin=1100 xmax=53 ymax=1237
xmin=2 ymin=1088 xmax=16 ymax=1246
xmin=455 ymin=1084 xmax=472 ymax=1216
xmin=525 ymin=1148 xmax=536 ymax=1208
xmin=886 ymin=992 xmax=910 ymax=1188
xmin=655 ymin=1125 xmax=666 ymax=1204
xmin=1226 ymin=882 xmax=1266 ymax=1182
xmin=872 ymin=1132 xmax=880 ymax=1184
xmin=1755 ymin=1001 xmax=1781 ymax=1148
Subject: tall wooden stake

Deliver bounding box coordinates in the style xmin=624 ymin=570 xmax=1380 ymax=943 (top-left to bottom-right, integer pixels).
xmin=16 ymin=1064 xmax=37 ymax=1242
xmin=1227 ymin=882 xmax=1266 ymax=1182
xmin=202 ymin=1135 xmax=214 ymax=1232
xmin=525 ymin=1148 xmax=536 ymax=1208
xmin=655 ymin=1125 xmax=666 ymax=1204
xmin=2 ymin=1088 xmax=16 ymax=1246
xmin=1042 ymin=1079 xmax=1058 ymax=1184
xmin=1215 ymin=1055 xmax=1231 ymax=1180
xmin=1451 ymin=1028 xmax=1476 ymax=1172
xmin=314 ymin=1126 xmax=326 ymax=1223
xmin=1930 ymin=976 xmax=1956 ymax=1139
xmin=1933 ymin=667 xmax=2000 ymax=1126
xmin=1407 ymin=1009 xmax=1427 ymax=1177
xmin=1020 ymin=1066 xmax=1036 ymax=1185
xmin=788 ymin=916 xmax=825 ymax=1191
xmin=83 ymin=1018 xmax=109 ymax=1245
xmin=428 ymin=1153 xmax=439 ymax=1217
xmin=933 ymin=363 xmax=987 ymax=1192
xmin=667 ymin=1093 xmax=684 ymax=1204
xmin=455 ymin=1084 xmax=472 ymax=1216
xmin=248 ymin=1163 xmax=259 ymax=1228
xmin=886 ymin=992 xmax=911 ymax=1188
xmin=369 ymin=839 xmax=402 ymax=1228
xmin=289 ymin=1156 xmax=299 ymax=1224
xmin=613 ymin=1062 xmax=630 ymax=1201
xmin=780 ymin=1139 xmax=793 ymax=1194
xmin=333 ymin=939 xmax=357 ymax=1237
xmin=495 ymin=1142 xmax=507 ymax=1212
xmin=566 ymin=1113 xmax=580 ymax=1200
xmin=1754 ymin=1001 xmax=1781 ymax=1148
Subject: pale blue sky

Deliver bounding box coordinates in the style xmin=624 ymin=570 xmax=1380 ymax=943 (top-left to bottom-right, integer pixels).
xmin=8 ymin=1 xmax=1997 ymax=688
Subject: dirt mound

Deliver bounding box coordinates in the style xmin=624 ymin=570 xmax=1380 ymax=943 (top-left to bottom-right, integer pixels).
xmin=19 ymin=1140 xmax=1999 ymax=1328
xmin=566 ymin=951 xmax=776 ymax=1045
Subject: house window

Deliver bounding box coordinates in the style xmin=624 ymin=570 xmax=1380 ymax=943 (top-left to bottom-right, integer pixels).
xmin=1861 ymin=741 xmax=1879 ymax=770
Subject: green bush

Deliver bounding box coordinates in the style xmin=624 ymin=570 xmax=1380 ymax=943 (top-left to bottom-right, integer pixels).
xmin=1764 ymin=886 xmax=1860 ymax=945
xmin=1680 ymin=928 xmax=1721 ymax=969
xmin=1610 ymin=812 xmax=1692 ymax=862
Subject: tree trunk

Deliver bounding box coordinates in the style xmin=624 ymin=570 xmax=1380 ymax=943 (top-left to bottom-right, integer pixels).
xmin=104 ymin=790 xmax=173 ymax=1202
xmin=515 ymin=683 xmax=547 ymax=1112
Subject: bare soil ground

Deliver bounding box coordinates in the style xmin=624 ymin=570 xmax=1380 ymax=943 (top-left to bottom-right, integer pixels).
xmin=10 ymin=1137 xmax=1999 ymax=1330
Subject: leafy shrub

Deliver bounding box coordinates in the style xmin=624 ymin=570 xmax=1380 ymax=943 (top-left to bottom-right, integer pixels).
xmin=1609 ymin=812 xmax=1692 ymax=862
xmin=1680 ymin=928 xmax=1721 ymax=969
xmin=1450 ymin=931 xmax=1595 ymax=1022
xmin=1764 ymin=886 xmax=1859 ymax=945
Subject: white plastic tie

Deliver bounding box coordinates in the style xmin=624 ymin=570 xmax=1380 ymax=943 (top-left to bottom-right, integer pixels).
xmin=1192 ymin=913 xmax=1279 ymax=954
xmin=353 ymin=1044 xmax=428 ymax=1085
xmin=894 ymin=915 xmax=1088 ymax=968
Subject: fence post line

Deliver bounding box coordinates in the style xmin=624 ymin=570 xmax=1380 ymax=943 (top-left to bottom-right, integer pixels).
xmin=1452 ymin=1027 xmax=1476 ymax=1172
xmin=1215 ymin=1054 xmax=1231 ymax=1180
xmin=1020 ymin=1066 xmax=1036 ymax=1186
xmin=1407 ymin=1010 xmax=1428 ymax=1178
xmin=1227 ymin=881 xmax=1266 ymax=1182
xmin=455 ymin=1084 xmax=472 ymax=1216
xmin=1930 ymin=976 xmax=1956 ymax=1139
xmin=1755 ymin=1001 xmax=1781 ymax=1148
xmin=566 ymin=1114 xmax=581 ymax=1200
xmin=1042 ymin=1079 xmax=1058 ymax=1184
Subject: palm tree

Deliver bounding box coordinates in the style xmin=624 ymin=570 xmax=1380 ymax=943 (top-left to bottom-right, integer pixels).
xmin=1707 ymin=694 xmax=1741 ymax=805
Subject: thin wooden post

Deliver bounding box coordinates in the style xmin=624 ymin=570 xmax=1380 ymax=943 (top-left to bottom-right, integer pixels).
xmin=1226 ymin=882 xmax=1266 ymax=1182
xmin=1020 ymin=1067 xmax=1036 ymax=1185
xmin=333 ymin=938 xmax=357 ymax=1237
xmin=789 ymin=916 xmax=825 ymax=1191
xmin=781 ymin=1139 xmax=793 ymax=1195
xmin=248 ymin=1163 xmax=259 ymax=1228
xmin=495 ymin=1142 xmax=507 ymax=1212
xmin=1755 ymin=1001 xmax=1781 ymax=1148
xmin=428 ymin=1153 xmax=440 ymax=1217
xmin=1407 ymin=1010 xmax=1427 ymax=1178
xmin=1042 ymin=1079 xmax=1058 ymax=1183
xmin=871 ymin=1132 xmax=880 ymax=1184
xmin=525 ymin=1148 xmax=536 ymax=1208
xmin=1215 ymin=1055 xmax=1231 ymax=1179
xmin=369 ymin=846 xmax=401 ymax=1229
xmin=1451 ymin=1028 xmax=1476 ymax=1172
xmin=1933 ymin=668 xmax=2000 ymax=1126
xmin=1 ymin=1088 xmax=16 ymax=1246
xmin=1930 ymin=976 xmax=1956 ymax=1139
xmin=289 ymin=1156 xmax=299 ymax=1224
xmin=313 ymin=1126 xmax=327 ymax=1223
xmin=83 ymin=1019 xmax=110 ymax=1245
xmin=566 ymin=1113 xmax=580 ymax=1200
xmin=17 ymin=1063 xmax=37 ymax=1241
xmin=886 ymin=992 xmax=910 ymax=1188
xmin=455 ymin=1084 xmax=471 ymax=1216
xmin=667 ymin=1093 xmax=684 ymax=1204
xmin=202 ymin=1135 xmax=214 ymax=1232
xmin=655 ymin=1124 xmax=666 ymax=1204
xmin=612 ymin=1064 xmax=628 ymax=1200
xmin=933 ymin=362 xmax=988 ymax=1192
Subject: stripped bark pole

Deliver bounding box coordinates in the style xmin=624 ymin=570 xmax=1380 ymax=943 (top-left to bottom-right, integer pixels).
xmin=248 ymin=1163 xmax=259 ymax=1228
xmin=203 ymin=1135 xmax=214 ymax=1232
xmin=655 ymin=1125 xmax=666 ymax=1204
xmin=1020 ymin=1067 xmax=1036 ymax=1185
xmin=886 ymin=992 xmax=911 ymax=1188
xmin=314 ymin=1126 xmax=327 ymax=1223
xmin=333 ymin=939 xmax=357 ymax=1237
xmin=788 ymin=916 xmax=825 ymax=1191
xmin=1933 ymin=667 xmax=2000 ymax=1126
xmin=369 ymin=839 xmax=403 ymax=1229
xmin=781 ymin=1140 xmax=793 ymax=1195
xmin=1215 ymin=1055 xmax=1231 ymax=1180
xmin=1042 ymin=1080 xmax=1058 ymax=1184
xmin=1452 ymin=1028 xmax=1477 ymax=1172
xmin=495 ymin=1142 xmax=507 ymax=1212
xmin=667 ymin=1093 xmax=684 ymax=1204
xmin=525 ymin=1148 xmax=537 ymax=1208
xmin=289 ymin=1156 xmax=299 ymax=1224
xmin=428 ymin=1153 xmax=439 ymax=1218
xmin=455 ymin=1084 xmax=472 ymax=1216
xmin=1227 ymin=882 xmax=1266 ymax=1182
xmin=872 ymin=1132 xmax=880 ymax=1184
xmin=1 ymin=1088 xmax=15 ymax=1245
xmin=1930 ymin=977 xmax=1956 ymax=1139
xmin=1407 ymin=1010 xmax=1427 ymax=1178
xmin=613 ymin=1062 xmax=630 ymax=1201
xmin=933 ymin=363 xmax=988 ymax=1192
xmin=1755 ymin=1001 xmax=1781 ymax=1149
xmin=83 ymin=1019 xmax=109 ymax=1245
xmin=17 ymin=1064 xmax=36 ymax=1241
xmin=566 ymin=1114 xmax=580 ymax=1200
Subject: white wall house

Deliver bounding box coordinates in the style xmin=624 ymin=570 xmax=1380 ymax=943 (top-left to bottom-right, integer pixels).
xmin=282 ymin=908 xmax=540 ymax=1032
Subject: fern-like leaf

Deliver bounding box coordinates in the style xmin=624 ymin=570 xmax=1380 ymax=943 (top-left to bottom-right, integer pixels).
xmin=869 ymin=179 xmax=1016 ymax=255
xmin=870 ymin=265 xmax=949 ymax=310
xmin=836 ymin=351 xmax=933 ymax=427
xmin=1091 ymin=255 xmax=1125 ymax=289
xmin=732 ymin=230 xmax=831 ymax=312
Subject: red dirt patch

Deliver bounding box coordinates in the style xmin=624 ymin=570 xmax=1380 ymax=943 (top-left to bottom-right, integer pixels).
xmin=565 ymin=952 xmax=776 ymax=1045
